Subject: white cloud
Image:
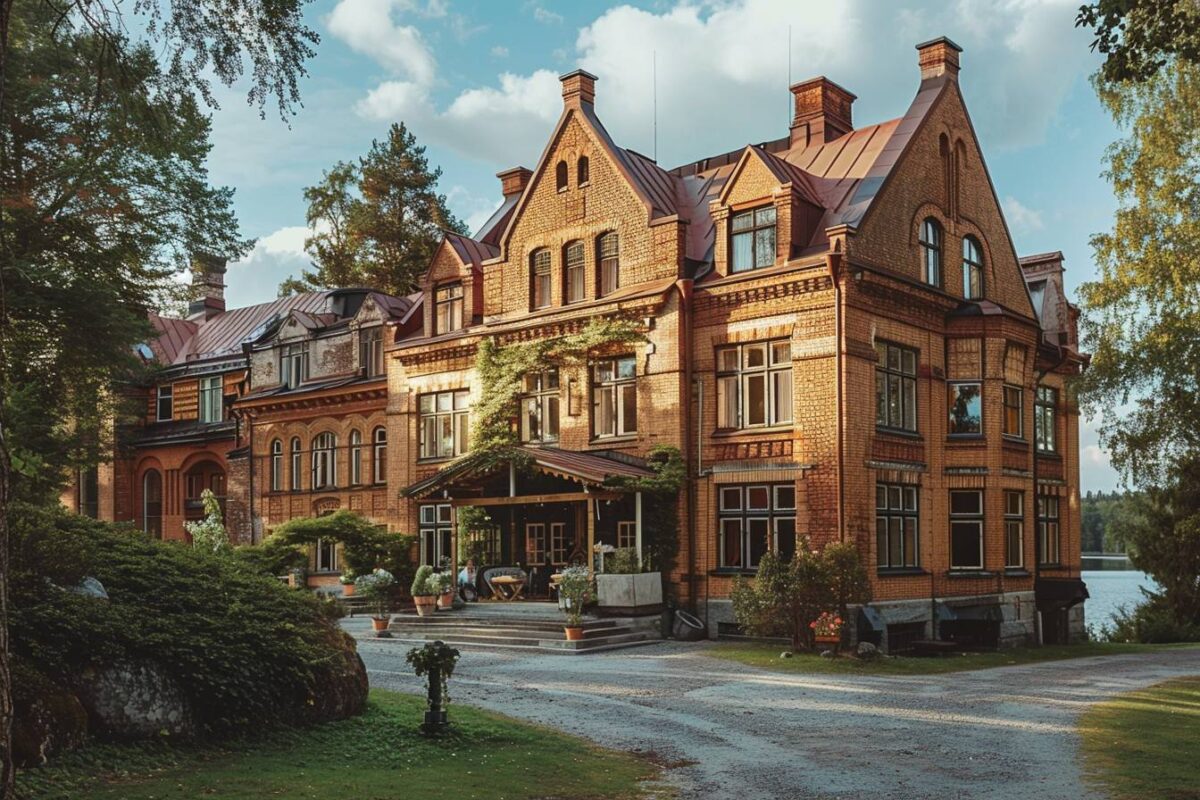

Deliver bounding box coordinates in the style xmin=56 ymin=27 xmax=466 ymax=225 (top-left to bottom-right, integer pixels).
xmin=1083 ymin=444 xmax=1110 ymax=467
xmin=326 ymin=0 xmax=437 ymax=84
xmin=491 ymin=45 xmax=509 ymax=58
xmin=225 ymin=225 xmax=320 ymax=306
xmin=532 ymin=5 xmax=563 ymax=24
xmin=446 ymin=185 xmax=502 ymax=235
xmin=1003 ymin=195 xmax=1045 ymax=232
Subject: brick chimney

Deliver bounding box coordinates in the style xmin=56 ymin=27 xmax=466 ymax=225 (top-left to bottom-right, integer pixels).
xmin=497 ymin=166 xmax=533 ymax=197
xmin=188 ymin=253 xmax=227 ymax=321
xmin=560 ymin=69 xmax=597 ymax=108
xmin=789 ymin=76 xmax=855 ymax=148
xmin=916 ymin=36 xmax=962 ymax=81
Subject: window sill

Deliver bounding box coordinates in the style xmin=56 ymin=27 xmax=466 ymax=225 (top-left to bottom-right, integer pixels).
xmin=946 ymin=569 xmax=996 ymax=578
xmin=710 ymin=568 xmax=757 ymax=577
xmin=1035 ymin=451 xmax=1062 ymax=460
xmin=417 ymin=457 xmax=457 ymax=465
xmin=875 ymin=428 xmax=922 ymax=440
xmin=1002 ymin=436 xmax=1028 ymax=445
xmin=1004 ymin=568 xmax=1031 ymax=577
xmin=947 ymin=434 xmax=986 ymax=442
xmin=711 ymin=425 xmax=793 ymax=438
xmin=1038 ymin=562 xmax=1065 ymax=569
xmin=590 ymin=435 xmax=637 ymax=445
xmin=876 ymin=567 xmax=928 ymax=577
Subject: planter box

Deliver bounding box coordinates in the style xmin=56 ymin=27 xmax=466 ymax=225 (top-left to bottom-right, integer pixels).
xmin=596 ymin=572 xmax=662 ymax=613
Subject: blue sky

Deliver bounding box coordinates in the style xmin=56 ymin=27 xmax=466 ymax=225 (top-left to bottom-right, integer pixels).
xmin=201 ymin=0 xmax=1123 ymax=491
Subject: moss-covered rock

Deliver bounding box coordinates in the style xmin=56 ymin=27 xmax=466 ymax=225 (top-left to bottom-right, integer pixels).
xmin=13 ymin=660 xmax=87 ymax=768
xmin=74 ymin=660 xmax=196 ymax=741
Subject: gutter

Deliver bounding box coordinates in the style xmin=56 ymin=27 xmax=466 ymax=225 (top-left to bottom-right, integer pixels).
xmin=676 ymin=277 xmax=700 ymax=615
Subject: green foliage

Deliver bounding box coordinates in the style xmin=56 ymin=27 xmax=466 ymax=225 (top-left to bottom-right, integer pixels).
xmin=557 ymin=566 xmax=592 ymax=627
xmin=604 ymin=445 xmax=685 ymax=583
xmin=280 ymin=123 xmax=466 ymax=297
xmin=456 ymin=506 xmax=494 ymax=567
xmin=607 ymin=548 xmax=642 ymax=575
xmin=354 ymin=569 xmax=395 ymax=618
xmin=267 ymin=510 xmax=416 ymax=590
xmin=233 ymin=535 xmax=308 ymax=577
xmin=184 ymin=489 xmax=229 ymax=553
xmin=8 ymin=504 xmax=364 ymax=735
xmin=1081 ymin=490 xmax=1139 ymax=552
xmin=1097 ymin=593 xmax=1200 ymax=643
xmin=411 ymin=565 xmax=435 ymax=598
xmin=406 ymin=643 xmax=461 ymax=709
xmin=1078 ymin=1 xmax=1200 ymax=85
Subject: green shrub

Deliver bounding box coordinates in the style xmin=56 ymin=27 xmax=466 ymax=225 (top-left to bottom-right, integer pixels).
xmin=1098 ymin=594 xmax=1200 ymax=643
xmin=411 ymin=565 xmax=434 ymax=597
xmin=234 ymin=535 xmax=308 ymax=577
xmin=606 ymin=547 xmax=641 ymax=574
xmin=266 ymin=511 xmax=416 ymax=591
xmin=9 ymin=503 xmax=365 ymax=735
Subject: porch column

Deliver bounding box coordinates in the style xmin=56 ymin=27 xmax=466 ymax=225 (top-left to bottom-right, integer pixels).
xmin=635 ymin=491 xmax=643 ymax=569
xmin=587 ymin=496 xmax=596 ymax=574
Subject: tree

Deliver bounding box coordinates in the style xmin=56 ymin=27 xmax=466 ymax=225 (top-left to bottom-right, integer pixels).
xmin=184 ymin=490 xmax=230 ymax=553
xmin=281 ymin=123 xmax=467 ymax=297
xmin=1077 ymin=0 xmax=1200 ymax=84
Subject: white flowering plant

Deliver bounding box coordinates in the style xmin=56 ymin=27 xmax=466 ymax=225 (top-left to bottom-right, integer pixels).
xmin=185 ymin=489 xmax=230 ymax=553
xmin=355 ymin=568 xmax=396 ymax=617
xmin=557 ymin=565 xmax=592 ymax=627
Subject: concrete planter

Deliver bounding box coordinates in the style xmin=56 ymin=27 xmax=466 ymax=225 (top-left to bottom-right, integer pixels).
xmin=596 ymin=572 xmax=662 ymax=613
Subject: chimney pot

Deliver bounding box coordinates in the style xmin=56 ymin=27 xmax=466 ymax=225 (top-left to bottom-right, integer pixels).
xmin=789 ymin=76 xmax=855 ymax=148
xmin=497 ymin=166 xmax=533 ymax=197
xmin=916 ymin=36 xmax=962 ymax=81
xmin=560 ymin=68 xmax=597 ymax=107
xmin=188 ymin=252 xmax=227 ymax=321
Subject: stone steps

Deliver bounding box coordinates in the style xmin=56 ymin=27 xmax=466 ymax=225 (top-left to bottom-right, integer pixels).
xmin=385 ymin=611 xmax=662 ymax=654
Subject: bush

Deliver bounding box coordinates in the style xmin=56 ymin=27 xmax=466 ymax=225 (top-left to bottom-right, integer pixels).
xmin=411 ymin=565 xmax=435 ymax=597
xmin=1098 ymin=593 xmax=1200 ymax=643
xmin=9 ymin=503 xmax=367 ymax=736
xmin=266 ymin=510 xmax=416 ymax=592
xmin=606 ymin=547 xmax=641 ymax=574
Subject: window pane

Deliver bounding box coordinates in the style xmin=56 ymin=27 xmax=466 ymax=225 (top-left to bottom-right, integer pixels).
xmin=771 ymin=342 xmax=790 ymax=364
xmin=887 ymin=375 xmax=901 ymax=427
xmin=454 ymin=390 xmax=470 ymax=410
xmin=775 ymin=518 xmax=796 ymax=561
xmin=731 ymin=232 xmax=753 ymax=272
xmin=903 ymin=487 xmax=917 ymax=511
xmin=718 ymin=348 xmax=739 ymax=372
xmin=902 ymin=349 xmax=916 ymax=375
xmin=748 ymin=519 xmax=770 ymax=567
xmin=888 ymin=486 xmax=901 ymax=510
xmin=720 ymin=486 xmax=742 ymax=511
xmin=546 ymin=395 xmax=560 ymax=438
xmin=772 ymin=370 xmax=792 ymax=424
xmin=948 ymin=384 xmax=982 ymax=434
xmin=889 ymin=518 xmax=902 ymax=567
xmin=774 ymin=486 xmax=796 ymax=510
xmin=746 ymin=486 xmax=769 ymax=510
xmin=745 ymin=374 xmax=766 ymax=426
xmin=903 ymin=518 xmax=918 ymax=567
xmin=950 ymin=490 xmax=982 ymax=515
xmin=616 ymin=357 xmax=636 ymax=379
xmin=876 ymin=518 xmax=888 ymax=566
xmin=951 ymin=521 xmax=982 ymax=568
xmin=621 ymin=383 xmax=637 ymax=433
xmin=755 ymin=227 xmax=775 ymax=267
xmin=875 ymin=372 xmax=887 ymax=426
xmin=437 ymin=392 xmax=452 ymax=412
xmin=744 ymin=344 xmax=766 ymax=369
xmin=456 ymin=413 xmax=470 ymax=454
xmin=721 ymin=519 xmax=742 ymax=567
xmin=876 ymin=485 xmax=887 ymax=510
xmin=717 ymin=376 xmax=738 ymax=428
xmin=902 ymin=378 xmax=916 ymax=431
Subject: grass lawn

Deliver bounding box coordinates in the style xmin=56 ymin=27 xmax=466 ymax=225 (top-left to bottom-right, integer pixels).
xmin=707 ymin=641 xmax=1197 ymax=676
xmin=1079 ymin=676 xmax=1200 ymax=800
xmin=16 ymin=689 xmax=660 ymax=800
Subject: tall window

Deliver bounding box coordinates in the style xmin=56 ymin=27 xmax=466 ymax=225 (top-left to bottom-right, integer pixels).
xmin=198 ymin=376 xmax=222 ymax=422
xmin=1035 ymin=386 xmax=1058 ymax=453
xmin=311 ymin=432 xmax=336 ymax=490
xmin=419 ymin=389 xmax=470 ymax=460
xmin=349 ymin=430 xmax=362 ymax=485
xmin=373 ymin=427 xmax=387 ymax=484
xmin=315 ymin=538 xmax=338 ymax=573
xmin=876 ymin=483 xmax=919 ymax=569
xmin=435 ymin=283 xmax=463 ymax=334
xmin=948 ymin=382 xmax=982 ymax=435
xmin=156 ymin=385 xmax=173 ymax=421
xmin=530 ymin=249 xmax=551 ymax=309
xmin=419 ymin=504 xmax=453 ymax=566
xmin=290 ymin=437 xmax=302 ymax=491
xmin=920 ymin=217 xmax=942 ymax=286
xmin=526 ymin=522 xmax=546 ymax=565
xmin=142 ymin=469 xmax=162 ymax=538
xmin=1005 ymin=490 xmax=1024 ymax=568
xmin=717 ymin=484 xmax=796 ymax=569
xmin=963 ymin=236 xmax=983 ymax=299
xmin=360 ymin=327 xmax=384 ymax=377
xmin=730 ymin=206 xmax=776 ymax=272
xmin=550 ymin=522 xmax=569 ymax=564
xmin=577 ymin=156 xmax=589 ymax=185
xmin=875 ymin=342 xmax=918 ymax=432
xmin=592 ymin=356 xmax=637 ymax=438
xmin=281 ymin=342 xmax=307 ymax=389
xmin=597 ymin=232 xmax=619 ymax=296
xmin=270 ymin=439 xmax=283 ymax=492
xmin=564 ymin=241 xmax=585 ymax=303
xmin=1038 ymin=495 xmax=1061 ymax=565
xmin=1003 ymin=386 xmax=1024 ymax=438
xmin=949 ymin=489 xmax=984 ymax=570
xmin=520 ymin=369 xmax=560 ymax=443
xmin=716 ymin=340 xmax=792 ymax=429
xmin=78 ymin=468 xmax=99 ymax=518
xmin=555 ymin=160 xmax=568 ymax=191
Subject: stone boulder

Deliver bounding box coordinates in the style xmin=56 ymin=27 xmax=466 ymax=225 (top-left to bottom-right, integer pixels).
xmin=290 ymin=629 xmax=369 ymax=725
xmin=13 ymin=662 xmax=87 ymax=768
xmin=74 ymin=660 xmax=196 ymax=741
xmin=856 ymin=641 xmax=880 ymax=660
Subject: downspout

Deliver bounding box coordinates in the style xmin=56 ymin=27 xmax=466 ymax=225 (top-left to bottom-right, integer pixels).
xmin=1032 ymin=343 xmax=1068 ymax=644
xmin=677 ymin=277 xmax=699 ymax=615
xmin=828 ymin=249 xmax=846 ymax=543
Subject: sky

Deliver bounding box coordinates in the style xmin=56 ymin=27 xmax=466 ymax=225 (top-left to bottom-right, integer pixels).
xmin=200 ymin=0 xmax=1125 ymax=492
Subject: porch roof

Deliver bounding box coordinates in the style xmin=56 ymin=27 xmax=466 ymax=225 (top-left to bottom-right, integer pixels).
xmin=401 ymin=446 xmax=656 ymax=499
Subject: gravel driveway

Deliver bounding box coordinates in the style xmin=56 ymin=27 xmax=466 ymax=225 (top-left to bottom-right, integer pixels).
xmin=354 ymin=630 xmax=1200 ymax=800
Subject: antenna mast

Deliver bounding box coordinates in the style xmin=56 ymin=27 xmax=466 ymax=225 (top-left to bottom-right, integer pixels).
xmin=653 ymin=50 xmax=658 ymax=162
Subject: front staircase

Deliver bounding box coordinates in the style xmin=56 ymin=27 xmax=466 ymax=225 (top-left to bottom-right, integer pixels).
xmin=384 ymin=605 xmax=663 ymax=654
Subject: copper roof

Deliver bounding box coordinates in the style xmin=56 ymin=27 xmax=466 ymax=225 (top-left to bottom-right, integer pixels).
xmin=447 ymin=231 xmax=500 ymax=268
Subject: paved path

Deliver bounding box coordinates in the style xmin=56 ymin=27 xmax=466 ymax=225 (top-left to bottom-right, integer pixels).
xmin=354 ymin=630 xmax=1200 ymax=800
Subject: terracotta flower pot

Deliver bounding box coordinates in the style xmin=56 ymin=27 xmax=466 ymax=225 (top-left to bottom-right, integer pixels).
xmin=814 ymin=634 xmax=840 ymax=645
xmin=437 ymin=589 xmax=455 ymax=609
xmin=341 ymin=583 xmax=356 ymax=597
xmin=564 ymin=626 xmax=584 ymax=641
xmin=371 ymin=616 xmax=390 ymax=632
xmin=414 ymin=595 xmax=438 ymax=617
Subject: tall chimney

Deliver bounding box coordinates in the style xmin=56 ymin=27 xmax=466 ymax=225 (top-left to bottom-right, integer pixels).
xmin=560 ymin=68 xmax=597 ymax=108
xmin=916 ymin=36 xmax=962 ymax=81
xmin=497 ymin=166 xmax=533 ymax=197
xmin=789 ymin=76 xmax=855 ymax=148
xmin=188 ymin=253 xmax=227 ymax=321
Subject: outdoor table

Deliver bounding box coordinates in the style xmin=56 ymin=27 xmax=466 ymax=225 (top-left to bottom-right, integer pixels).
xmin=490 ymin=575 xmax=526 ymax=601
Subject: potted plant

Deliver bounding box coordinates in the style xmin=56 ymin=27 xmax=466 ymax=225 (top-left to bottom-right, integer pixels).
xmin=811 ymin=611 xmax=844 ymax=647
xmin=595 ymin=547 xmax=663 ymax=613
xmin=411 ymin=565 xmax=438 ymax=617
xmin=339 ymin=569 xmax=356 ymax=597
xmin=434 ymin=570 xmax=456 ymax=610
xmin=558 ymin=565 xmax=591 ymax=641
xmin=355 ymin=568 xmax=396 ymax=632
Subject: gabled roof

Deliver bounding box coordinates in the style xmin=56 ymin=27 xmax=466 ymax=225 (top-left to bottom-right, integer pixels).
xmin=447 ymin=231 xmax=499 ymax=269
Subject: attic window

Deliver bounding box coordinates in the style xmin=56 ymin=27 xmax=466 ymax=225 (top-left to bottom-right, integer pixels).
xmin=555 ymin=161 xmax=568 ymax=192
xmin=281 ymin=342 xmax=307 ymax=389
xmin=577 ymin=156 xmax=589 ymax=186
xmin=730 ymin=206 xmax=776 ymax=272
xmin=963 ymin=236 xmax=983 ymax=299
xmin=434 ymin=283 xmax=464 ymax=334
xmin=360 ymin=326 xmax=384 ymax=377
xmin=564 ymin=241 xmax=585 ymax=303
xmin=531 ymin=249 xmax=551 ymax=309
xmin=920 ymin=218 xmax=942 ymax=287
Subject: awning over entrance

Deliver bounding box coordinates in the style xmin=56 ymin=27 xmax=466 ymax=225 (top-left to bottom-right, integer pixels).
xmin=1035 ymin=577 xmax=1090 ymax=608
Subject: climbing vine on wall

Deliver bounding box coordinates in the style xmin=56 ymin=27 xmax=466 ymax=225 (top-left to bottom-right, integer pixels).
xmin=604 ymin=444 xmax=685 ymax=584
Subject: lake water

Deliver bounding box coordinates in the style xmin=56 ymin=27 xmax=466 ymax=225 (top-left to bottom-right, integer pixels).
xmin=1082 ymin=570 xmax=1158 ymax=629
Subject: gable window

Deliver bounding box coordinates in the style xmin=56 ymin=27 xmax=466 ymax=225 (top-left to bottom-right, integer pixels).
xmin=597 ymin=232 xmax=619 ymax=296
xmin=1035 ymin=386 xmax=1058 ymax=452
xmin=555 ymin=160 xmax=568 ymax=191
xmin=948 ymin=382 xmax=982 ymax=435
xmin=435 ymin=282 xmax=464 ymax=334
xmin=876 ymin=483 xmax=919 ymax=569
xmin=1003 ymin=386 xmax=1023 ymax=438
xmin=530 ymin=249 xmax=551 ymax=309
xmin=717 ymin=484 xmax=796 ymax=569
xmin=730 ymin=206 xmax=776 ymax=272
xmin=156 ymin=385 xmax=173 ymax=421
xmin=311 ymin=432 xmax=336 ymax=490
xmin=281 ymin=342 xmax=307 ymax=389
xmin=520 ymin=369 xmax=560 ymax=443
xmin=875 ymin=342 xmax=918 ymax=433
xmin=716 ymin=340 xmax=792 ymax=429
xmin=592 ymin=356 xmax=637 ymax=438
xmin=949 ymin=489 xmax=984 ymax=570
xmin=360 ymin=327 xmax=384 ymax=377
xmin=419 ymin=503 xmax=453 ymax=567
xmin=1005 ymin=490 xmax=1024 ymax=568
xmin=198 ymin=376 xmax=222 ymax=423
xmin=920 ymin=218 xmax=942 ymax=286
xmin=564 ymin=241 xmax=585 ymax=304
xmin=577 ymin=156 xmax=590 ymax=186
xmin=419 ymin=389 xmax=470 ymax=460
xmin=373 ymin=427 xmax=387 ymax=484
xmin=290 ymin=437 xmax=302 ymax=491
xmin=349 ymin=429 xmax=362 ymax=485
xmin=1037 ymin=495 xmax=1061 ymax=565
xmin=270 ymin=439 xmax=283 ymax=492
xmin=963 ymin=236 xmax=984 ymax=299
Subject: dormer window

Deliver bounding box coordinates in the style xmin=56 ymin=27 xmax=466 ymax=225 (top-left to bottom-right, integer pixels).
xmin=963 ymin=236 xmax=983 ymax=299
xmin=564 ymin=241 xmax=585 ymax=303
xmin=360 ymin=326 xmax=384 ymax=377
xmin=920 ymin=218 xmax=942 ymax=286
xmin=434 ymin=282 xmax=464 ymax=334
xmin=577 ymin=156 xmax=589 ymax=186
xmin=531 ymin=249 xmax=551 ymax=309
xmin=156 ymin=384 xmax=173 ymax=421
xmin=280 ymin=342 xmax=307 ymax=389
xmin=730 ymin=206 xmax=776 ymax=272
xmin=555 ymin=160 xmax=568 ymax=191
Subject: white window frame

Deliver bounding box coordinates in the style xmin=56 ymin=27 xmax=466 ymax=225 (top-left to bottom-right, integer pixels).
xmin=716 ymin=340 xmax=792 ymax=430
xmin=349 ymin=429 xmax=362 ymax=485
xmin=419 ymin=389 xmax=470 ymax=460
xmin=730 ymin=206 xmax=777 ymax=272
xmin=198 ymin=376 xmax=222 ymax=423
xmin=156 ymin=384 xmax=173 ymax=421
xmin=1005 ymin=490 xmax=1024 ymax=569
xmin=434 ymin=283 xmax=464 ymax=335
xmin=949 ymin=489 xmax=984 ymax=570
xmin=280 ymin=342 xmax=307 ymax=389
xmin=1038 ymin=494 xmax=1061 ymax=566
xmin=372 ymin=426 xmax=387 ymax=484
xmin=520 ymin=369 xmax=560 ymax=443
xmin=920 ymin=218 xmax=942 ymax=286
xmin=1035 ymin=385 xmax=1058 ymax=453
xmin=419 ymin=503 xmax=453 ymax=567
xmin=717 ymin=483 xmax=796 ymax=570
xmin=289 ymin=437 xmax=302 ymax=491
xmin=315 ymin=538 xmax=339 ymax=573
xmin=270 ymin=439 xmax=283 ymax=492
xmin=360 ymin=327 xmax=384 ymax=377
xmin=876 ymin=483 xmax=919 ymax=569
xmin=592 ymin=356 xmax=637 ymax=439
xmin=311 ymin=432 xmax=337 ymax=490
xmin=564 ymin=241 xmax=585 ymax=304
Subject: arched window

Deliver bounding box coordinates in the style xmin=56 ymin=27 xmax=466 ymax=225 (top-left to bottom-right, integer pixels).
xmin=270 ymin=439 xmax=283 ymax=492
xmin=349 ymin=429 xmax=362 ymax=485
xmin=373 ymin=427 xmax=387 ymax=484
xmin=290 ymin=437 xmax=302 ymax=491
xmin=920 ymin=218 xmax=942 ymax=286
xmin=597 ymin=232 xmax=619 ymax=296
xmin=564 ymin=240 xmax=585 ymax=303
xmin=962 ymin=236 xmax=984 ymax=299
xmin=311 ymin=432 xmax=336 ymax=490
xmin=555 ymin=160 xmax=568 ymax=191
xmin=142 ymin=469 xmax=162 ymax=539
xmin=577 ymin=156 xmax=589 ymax=185
xmin=530 ymin=248 xmax=551 ymax=309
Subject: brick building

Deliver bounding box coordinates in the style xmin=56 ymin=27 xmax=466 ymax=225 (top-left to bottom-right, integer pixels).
xmin=72 ymin=37 xmax=1089 ymax=648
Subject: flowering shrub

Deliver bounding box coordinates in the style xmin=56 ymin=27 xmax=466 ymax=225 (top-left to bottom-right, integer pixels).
xmin=355 ymin=568 xmax=396 ymax=617
xmin=810 ymin=611 xmax=844 ymax=639
xmin=557 ymin=565 xmax=592 ymax=627
xmin=185 ymin=489 xmax=229 ymax=553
